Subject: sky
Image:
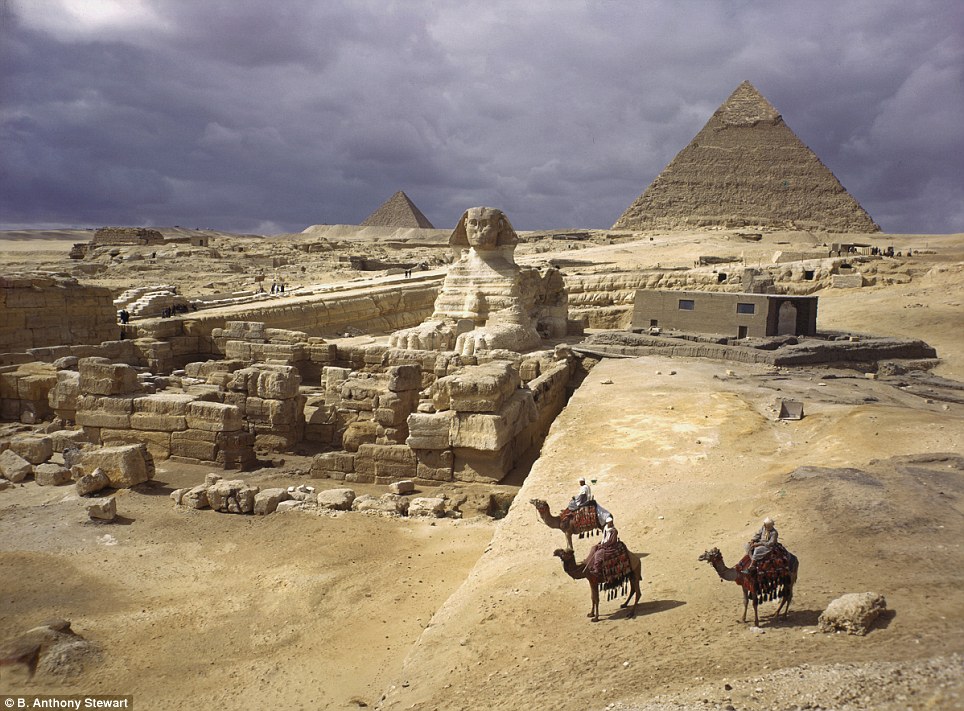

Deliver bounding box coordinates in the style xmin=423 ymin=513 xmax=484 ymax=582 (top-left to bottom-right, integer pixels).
xmin=1 ymin=0 xmax=961 ymax=235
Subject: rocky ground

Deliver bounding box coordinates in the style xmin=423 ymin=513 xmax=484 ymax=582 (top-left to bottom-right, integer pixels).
xmin=1 ymin=228 xmax=962 ymax=709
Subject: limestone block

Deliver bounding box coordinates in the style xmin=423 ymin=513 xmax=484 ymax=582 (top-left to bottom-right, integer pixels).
xmin=50 ymin=429 xmax=90 ymax=453
xmin=0 ymin=449 xmax=33 ymax=482
xmin=453 ymin=446 xmax=513 ymax=483
xmin=310 ymin=452 xmax=354 ymax=477
xmin=226 ymin=364 xmax=301 ymax=400
xmin=818 ymin=592 xmax=887 ymax=635
xmin=87 ymin=497 xmax=117 ymax=521
xmin=34 ymin=463 xmax=71 ymax=486
xmin=390 ymin=480 xmax=415 ymax=495
xmin=315 ymin=488 xmax=356 ymax=511
xmin=100 ymin=429 xmax=172 ymax=460
xmin=207 ymin=479 xmax=259 ymax=514
xmin=352 ymin=493 xmax=407 ymax=515
xmin=244 ymin=396 xmax=303 ymax=427
xmin=78 ymin=357 xmax=139 ymax=396
xmin=408 ymin=497 xmax=447 ymax=518
xmin=130 ymin=413 xmax=187 ymax=431
xmin=432 ymin=361 xmax=521 ymax=413
xmin=406 ymin=411 xmax=455 ymax=450
xmin=78 ymin=444 xmax=154 ymax=488
xmin=254 ymin=488 xmax=291 ymax=515
xmin=18 ymin=373 xmax=58 ymax=402
xmin=8 ymin=434 xmax=53 ymax=464
xmin=275 ymin=500 xmax=303 ymax=513
xmin=831 ymin=273 xmax=863 ymax=288
xmin=181 ymin=484 xmax=209 ymax=509
xmin=323 ymin=366 xmax=352 ymax=392
xmin=308 ymin=343 xmax=337 ymax=364
xmin=414 ymin=449 xmax=454 ymax=482
xmin=344 ymin=471 xmax=375 ymax=484
xmin=343 ymin=420 xmax=378 ymax=452
xmin=388 ymin=364 xmax=421 ymax=392
xmin=48 ymin=370 xmax=81 ymax=414
xmin=375 ymin=390 xmax=419 ymax=427
xmin=76 ymin=468 xmax=110 ymax=496
xmin=184 ymin=359 xmax=245 ymax=379
xmin=75 ymin=410 xmax=132 ymax=430
xmin=449 ymin=391 xmax=537 ymax=451
xmin=185 ymin=401 xmax=243 ymax=432
xmin=133 ymin=393 xmax=195 ymax=416
xmin=170 ymin=437 xmax=217 ymax=462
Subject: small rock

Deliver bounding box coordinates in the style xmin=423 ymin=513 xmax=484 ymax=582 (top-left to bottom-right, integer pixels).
xmin=76 ymin=467 xmax=110 ymax=496
xmin=204 ymin=473 xmax=223 ymax=486
xmin=600 ymin=379 xmax=614 ymax=385
xmin=170 ymin=488 xmax=187 ymax=505
xmin=749 ymin=626 xmax=765 ymax=634
xmin=389 ymin=480 xmax=415 ymax=495
xmin=254 ymin=488 xmax=291 ymax=515
xmin=316 ymin=488 xmax=356 ymax=511
xmin=87 ymin=497 xmax=117 ymax=521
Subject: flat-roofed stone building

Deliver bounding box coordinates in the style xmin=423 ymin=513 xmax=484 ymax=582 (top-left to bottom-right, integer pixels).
xmin=633 ymin=289 xmax=818 ymax=339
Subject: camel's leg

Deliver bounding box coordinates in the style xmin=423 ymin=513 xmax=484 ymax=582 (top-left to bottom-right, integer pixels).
xmin=590 ymin=584 xmax=599 ymax=622
xmin=566 ymin=530 xmax=574 ymax=551
xmin=742 ymin=591 xmax=749 ymax=623
xmin=621 ymin=581 xmax=641 ymax=618
xmin=753 ymin=600 xmax=760 ymax=627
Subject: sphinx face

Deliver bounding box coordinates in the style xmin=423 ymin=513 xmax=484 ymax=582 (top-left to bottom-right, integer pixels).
xmin=464 ymin=207 xmax=504 ymax=249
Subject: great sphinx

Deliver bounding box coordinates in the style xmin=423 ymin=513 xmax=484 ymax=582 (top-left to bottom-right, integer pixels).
xmin=389 ymin=206 xmax=566 ymax=354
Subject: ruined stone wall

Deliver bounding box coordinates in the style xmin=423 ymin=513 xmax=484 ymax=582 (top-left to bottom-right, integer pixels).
xmin=0 ymin=275 xmax=118 ymax=352
xmin=131 ymin=281 xmax=439 ymax=364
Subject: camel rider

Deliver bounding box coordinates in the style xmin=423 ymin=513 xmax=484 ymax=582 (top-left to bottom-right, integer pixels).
xmin=601 ymin=516 xmax=618 ymax=546
xmin=745 ymin=517 xmax=778 ymax=572
xmin=567 ymin=477 xmax=593 ymax=511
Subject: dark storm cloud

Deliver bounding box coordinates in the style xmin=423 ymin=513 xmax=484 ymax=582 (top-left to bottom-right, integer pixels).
xmin=0 ymin=0 xmax=961 ymax=234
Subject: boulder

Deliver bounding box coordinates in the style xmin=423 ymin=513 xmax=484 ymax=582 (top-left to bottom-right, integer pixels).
xmin=254 ymin=488 xmax=291 ymax=515
xmin=818 ymin=592 xmax=887 ymax=635
xmin=8 ymin=434 xmax=53 ymax=465
xmin=76 ymin=468 xmax=110 ymax=496
xmin=78 ymin=444 xmax=154 ymax=488
xmin=0 ymin=449 xmax=32 ymax=483
xmin=181 ymin=484 xmax=210 ymax=509
xmin=275 ymin=500 xmax=303 ymax=513
xmin=86 ymin=497 xmax=117 ymax=521
xmin=207 ymin=479 xmax=259 ymax=514
xmin=34 ymin=463 xmax=71 ymax=486
xmin=342 ymin=420 xmax=378 ymax=452
xmin=408 ymin=496 xmax=447 ymax=518
xmin=315 ymin=488 xmax=356 ymax=511
xmin=352 ymin=493 xmax=408 ymax=515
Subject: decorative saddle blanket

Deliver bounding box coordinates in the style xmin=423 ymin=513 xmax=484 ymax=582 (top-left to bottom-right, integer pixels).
xmin=737 ymin=543 xmax=796 ymax=603
xmin=586 ymin=541 xmax=633 ymax=600
xmin=560 ymin=503 xmax=600 ymax=536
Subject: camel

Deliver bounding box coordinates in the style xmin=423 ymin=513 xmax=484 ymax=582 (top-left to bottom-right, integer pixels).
xmin=698 ymin=546 xmax=799 ymax=626
xmin=553 ymin=547 xmax=642 ymax=621
xmin=530 ymin=498 xmax=602 ymax=550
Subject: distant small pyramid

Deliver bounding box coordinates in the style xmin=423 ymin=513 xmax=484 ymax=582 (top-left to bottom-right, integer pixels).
xmin=360 ymin=191 xmax=435 ymax=228
xmin=613 ymin=81 xmax=880 ymax=233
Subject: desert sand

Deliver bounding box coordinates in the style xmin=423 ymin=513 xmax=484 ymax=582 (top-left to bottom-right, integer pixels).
xmin=1 ymin=229 xmax=963 ymax=710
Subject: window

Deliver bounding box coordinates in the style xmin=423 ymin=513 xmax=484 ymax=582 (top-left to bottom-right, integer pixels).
xmin=678 ymin=299 xmax=695 ymax=311
xmin=736 ymin=302 xmax=755 ymax=315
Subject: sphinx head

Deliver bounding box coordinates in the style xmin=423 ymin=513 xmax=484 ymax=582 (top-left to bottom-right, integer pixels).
xmin=450 ymin=206 xmax=518 ymax=251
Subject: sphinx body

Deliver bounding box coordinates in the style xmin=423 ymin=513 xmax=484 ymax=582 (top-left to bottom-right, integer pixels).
xmin=390 ymin=207 xmax=566 ymax=355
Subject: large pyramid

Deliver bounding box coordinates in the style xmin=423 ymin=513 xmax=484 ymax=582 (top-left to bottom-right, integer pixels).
xmin=613 ymin=81 xmax=880 ymax=233
xmin=360 ymin=191 xmax=435 ymax=228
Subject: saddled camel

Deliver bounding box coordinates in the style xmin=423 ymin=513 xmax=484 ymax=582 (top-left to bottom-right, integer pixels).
xmin=698 ymin=546 xmax=799 ymax=626
xmin=530 ymin=498 xmax=602 ymax=550
xmin=553 ymin=547 xmax=642 ymax=621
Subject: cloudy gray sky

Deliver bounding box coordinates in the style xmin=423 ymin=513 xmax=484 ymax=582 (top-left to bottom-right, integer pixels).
xmin=1 ymin=0 xmax=961 ymax=234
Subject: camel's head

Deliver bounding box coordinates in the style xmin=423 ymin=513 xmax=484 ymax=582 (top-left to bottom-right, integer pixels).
xmin=698 ymin=547 xmax=721 ymax=563
xmin=530 ymin=499 xmax=548 ymax=512
xmin=553 ymin=548 xmax=574 ymax=561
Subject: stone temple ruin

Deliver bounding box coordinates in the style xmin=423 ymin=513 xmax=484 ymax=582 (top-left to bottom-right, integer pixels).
xmin=1 ymin=208 xmax=586 ymax=492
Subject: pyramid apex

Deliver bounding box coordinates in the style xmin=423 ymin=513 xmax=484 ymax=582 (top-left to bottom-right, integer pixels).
xmin=360 ymin=191 xmax=435 ymax=229
xmin=714 ymin=81 xmax=781 ymax=126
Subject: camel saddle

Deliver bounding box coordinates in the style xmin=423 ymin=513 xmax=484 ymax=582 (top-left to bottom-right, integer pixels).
xmin=585 ymin=541 xmax=633 ymax=594
xmin=559 ymin=502 xmax=599 ymax=536
xmin=737 ymin=543 xmax=795 ymax=603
